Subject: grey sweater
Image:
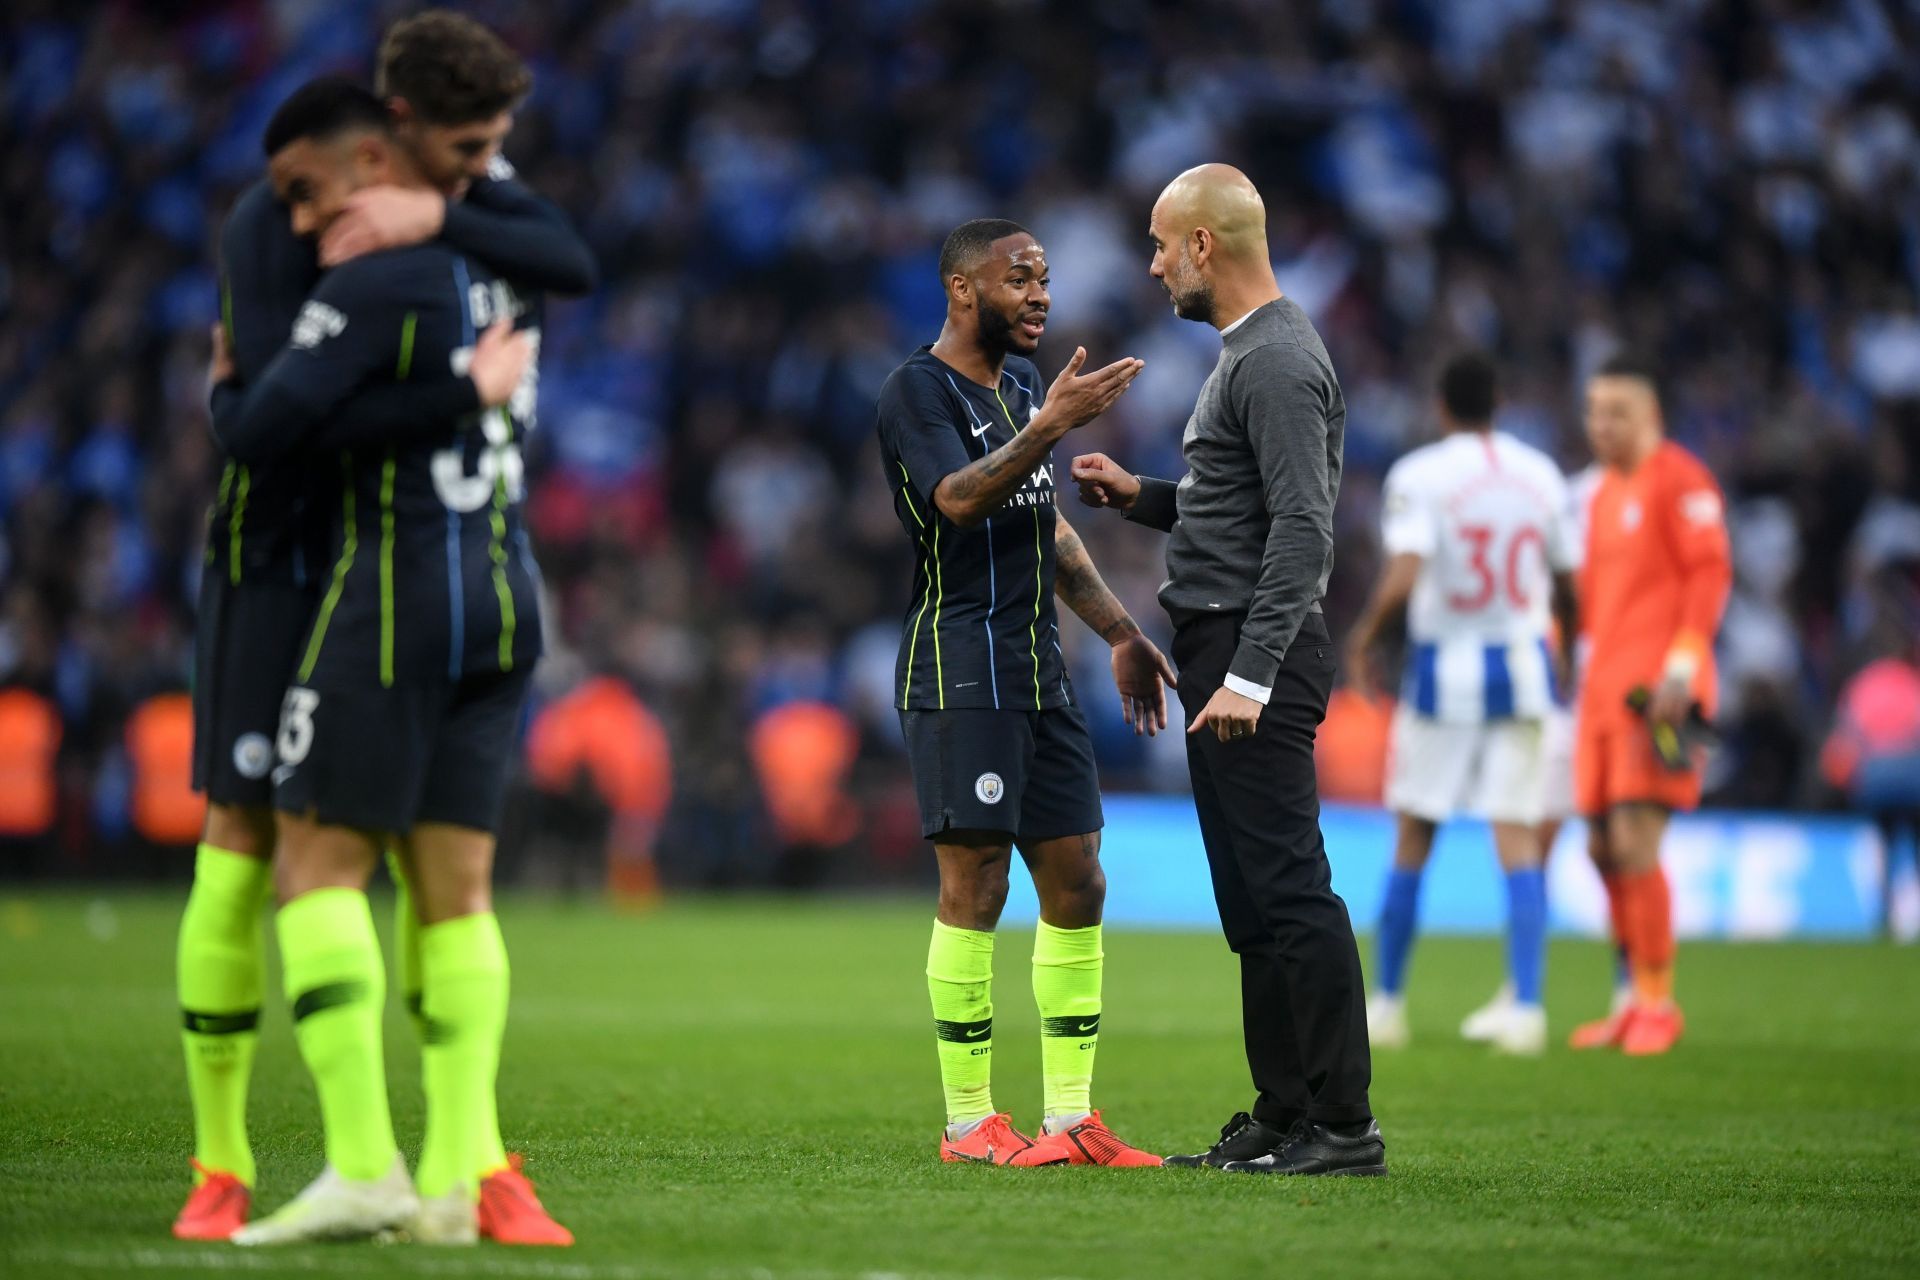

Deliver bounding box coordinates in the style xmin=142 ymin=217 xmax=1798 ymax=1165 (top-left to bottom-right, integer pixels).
xmin=1127 ymin=297 xmax=1345 ymax=692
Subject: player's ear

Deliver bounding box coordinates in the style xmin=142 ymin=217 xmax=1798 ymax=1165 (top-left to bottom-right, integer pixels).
xmin=352 ymin=132 xmax=388 ymax=177
xmin=1190 ymin=226 xmax=1213 ymax=271
xmin=948 ymin=273 xmax=972 ymax=308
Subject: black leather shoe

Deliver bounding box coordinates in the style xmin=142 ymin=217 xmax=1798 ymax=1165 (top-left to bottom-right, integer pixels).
xmin=1222 ymin=1119 xmax=1386 ymax=1176
xmin=1164 ymin=1112 xmax=1299 ymax=1169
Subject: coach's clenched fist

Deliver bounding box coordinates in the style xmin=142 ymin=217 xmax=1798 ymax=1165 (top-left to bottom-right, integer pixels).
xmin=1070 ymin=453 xmax=1141 ymax=511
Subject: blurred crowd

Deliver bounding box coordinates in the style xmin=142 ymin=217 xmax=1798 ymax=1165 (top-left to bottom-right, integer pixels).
xmin=2 ymin=0 xmax=1917 ymax=882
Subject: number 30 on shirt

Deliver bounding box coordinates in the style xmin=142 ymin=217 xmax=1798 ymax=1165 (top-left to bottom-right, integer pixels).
xmin=1447 ymin=522 xmax=1545 ymax=611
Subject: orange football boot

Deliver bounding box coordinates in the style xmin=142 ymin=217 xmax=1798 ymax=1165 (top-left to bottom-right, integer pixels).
xmin=479 ymin=1153 xmax=574 ymax=1246
xmin=1568 ymin=1006 xmax=1635 ymax=1050
xmin=1007 ymin=1112 xmax=1163 ymax=1168
xmin=938 ymin=1113 xmax=1036 ymax=1165
xmin=172 ymin=1160 xmax=249 ymax=1241
xmin=1620 ymin=1002 xmax=1684 ymax=1056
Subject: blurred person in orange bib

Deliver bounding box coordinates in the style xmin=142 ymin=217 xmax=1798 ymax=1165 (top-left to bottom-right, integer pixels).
xmin=524 ymin=676 xmax=672 ymax=900
xmin=128 ymin=692 xmax=209 ymax=853
xmin=0 ymin=685 xmax=63 ymax=877
xmin=1570 ymin=355 xmax=1732 ymax=1056
xmin=1821 ymin=633 xmax=1920 ymax=939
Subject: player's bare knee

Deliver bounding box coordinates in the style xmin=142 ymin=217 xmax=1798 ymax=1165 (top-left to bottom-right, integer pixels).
xmin=271 ymin=814 xmax=378 ymax=905
xmin=1586 ymin=820 xmax=1615 ymax=877
xmin=202 ymin=803 xmax=276 ymax=860
xmin=1029 ymin=831 xmax=1105 ymax=926
xmin=403 ymin=824 xmax=497 ymax=925
xmin=1392 ymin=814 xmax=1437 ymax=872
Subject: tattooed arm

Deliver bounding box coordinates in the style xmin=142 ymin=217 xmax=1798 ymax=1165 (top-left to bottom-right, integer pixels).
xmin=931 ymin=348 xmax=1143 ymax=528
xmin=1054 ymin=511 xmax=1178 ymax=734
xmin=933 ymin=414 xmax=1074 ymax=529
xmin=1054 ymin=512 xmax=1139 ymax=643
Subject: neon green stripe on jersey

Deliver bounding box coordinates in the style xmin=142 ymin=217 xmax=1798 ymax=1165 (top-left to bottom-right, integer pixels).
xmin=298 ymin=455 xmax=357 ymax=683
xmin=898 ymin=463 xmax=933 ymax=707
xmin=930 ymin=522 xmax=945 ymax=708
xmin=489 ymin=465 xmax=515 ymax=672
xmin=1028 ymin=509 xmax=1043 ymax=706
xmin=228 ymin=466 xmax=251 ymax=586
xmin=378 ymin=451 xmax=397 ymax=689
xmin=396 ymin=311 xmax=417 ymax=380
xmin=220 ymin=282 xmax=235 ymax=348
xmin=896 ymin=463 xmax=926 ymax=529
xmin=209 ymin=462 xmax=234 ymax=565
xmin=995 ymin=388 xmax=1043 ymax=708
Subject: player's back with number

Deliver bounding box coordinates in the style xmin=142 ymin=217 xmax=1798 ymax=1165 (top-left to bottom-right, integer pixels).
xmin=278 ymin=243 xmax=545 ymax=699
xmin=1384 ymin=431 xmax=1576 ymax=721
xmin=264 ymin=241 xmax=544 ymax=835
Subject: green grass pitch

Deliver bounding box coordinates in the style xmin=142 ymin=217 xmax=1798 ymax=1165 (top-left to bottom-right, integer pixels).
xmin=1 ymin=891 xmax=1916 ymax=1279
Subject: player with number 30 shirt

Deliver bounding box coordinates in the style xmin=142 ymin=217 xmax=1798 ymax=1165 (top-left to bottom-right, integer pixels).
xmin=1346 ymin=354 xmax=1579 ymax=1056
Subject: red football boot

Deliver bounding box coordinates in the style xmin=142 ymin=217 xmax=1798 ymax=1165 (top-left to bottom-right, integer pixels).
xmin=479 ymin=1153 xmax=574 ymax=1246
xmin=172 ymin=1160 xmax=249 ymax=1241
xmin=1007 ymin=1112 xmax=1163 ymax=1168
xmin=1620 ymin=1002 xmax=1685 ymax=1056
xmin=1568 ymin=1005 xmax=1635 ymax=1050
xmin=938 ymin=1113 xmax=1036 ymax=1166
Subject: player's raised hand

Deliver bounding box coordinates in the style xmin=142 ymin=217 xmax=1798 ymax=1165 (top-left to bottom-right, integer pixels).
xmin=319 ymin=187 xmax=448 ymax=267
xmin=1111 ymin=632 xmax=1177 ymax=735
xmin=1042 ymin=347 xmax=1144 ymax=431
xmin=469 ymin=319 xmax=532 ymax=406
xmin=1070 ymin=453 xmax=1142 ymax=512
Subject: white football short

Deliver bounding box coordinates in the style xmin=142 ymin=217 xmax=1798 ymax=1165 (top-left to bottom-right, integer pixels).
xmin=1538 ymin=705 xmax=1576 ymax=822
xmin=1384 ymin=705 xmax=1549 ymax=825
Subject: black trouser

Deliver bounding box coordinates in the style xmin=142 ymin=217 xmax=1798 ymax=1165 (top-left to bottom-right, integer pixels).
xmin=1172 ymin=609 xmax=1372 ymax=1128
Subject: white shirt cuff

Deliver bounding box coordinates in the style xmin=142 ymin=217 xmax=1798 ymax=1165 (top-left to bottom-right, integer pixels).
xmin=1223 ymin=673 xmax=1272 ymax=706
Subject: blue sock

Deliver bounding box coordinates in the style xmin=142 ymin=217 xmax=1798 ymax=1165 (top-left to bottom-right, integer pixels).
xmin=1505 ymin=868 xmax=1547 ymax=1006
xmin=1376 ymin=869 xmax=1423 ymax=996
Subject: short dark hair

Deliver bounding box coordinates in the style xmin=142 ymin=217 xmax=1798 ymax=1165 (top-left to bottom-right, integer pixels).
xmin=938 ymin=218 xmax=1031 ymax=286
xmin=1438 ymin=351 xmax=1497 ymax=425
xmin=376 ymin=10 xmax=533 ymax=125
xmin=263 ymin=77 xmax=388 ymax=158
xmin=1595 ymin=351 xmax=1660 ymax=396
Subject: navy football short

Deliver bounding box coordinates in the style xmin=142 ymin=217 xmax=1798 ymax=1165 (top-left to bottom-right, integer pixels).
xmin=273 ymin=664 xmax=531 ymax=837
xmin=191 ymin=572 xmax=317 ymax=809
xmin=900 ymin=704 xmax=1104 ymax=843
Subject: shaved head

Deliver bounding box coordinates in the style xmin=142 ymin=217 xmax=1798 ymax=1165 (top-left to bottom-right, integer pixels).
xmin=1147 ymin=163 xmax=1276 ymax=327
xmin=1154 ymin=163 xmax=1269 ymax=261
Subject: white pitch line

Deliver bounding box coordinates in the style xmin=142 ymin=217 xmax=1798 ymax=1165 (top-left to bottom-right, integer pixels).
xmin=8 ymin=1248 xmax=1090 ymax=1280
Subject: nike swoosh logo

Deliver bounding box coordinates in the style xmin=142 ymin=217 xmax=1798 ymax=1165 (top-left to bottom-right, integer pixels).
xmin=1076 ymin=1022 xmax=1099 ymax=1033
xmin=965 ymin=1027 xmax=988 ymax=1038
xmin=971 ymin=420 xmax=992 ymax=437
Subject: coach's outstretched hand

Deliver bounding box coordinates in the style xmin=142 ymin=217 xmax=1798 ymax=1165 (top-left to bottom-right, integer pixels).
xmin=1039 ymin=348 xmax=1143 ymax=434
xmin=469 ymin=318 xmax=533 ymax=407
xmin=1070 ymin=452 xmax=1141 ymax=511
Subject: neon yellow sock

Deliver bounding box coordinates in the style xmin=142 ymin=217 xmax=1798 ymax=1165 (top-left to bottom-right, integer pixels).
xmin=415 ymin=912 xmax=511 ymax=1199
xmin=927 ymin=919 xmax=995 ymax=1130
xmin=1033 ymin=921 xmax=1102 ymax=1127
xmin=386 ymin=850 xmax=425 ymax=1039
xmin=277 ymin=888 xmax=397 ymax=1182
xmin=177 ymin=844 xmax=271 ymax=1187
